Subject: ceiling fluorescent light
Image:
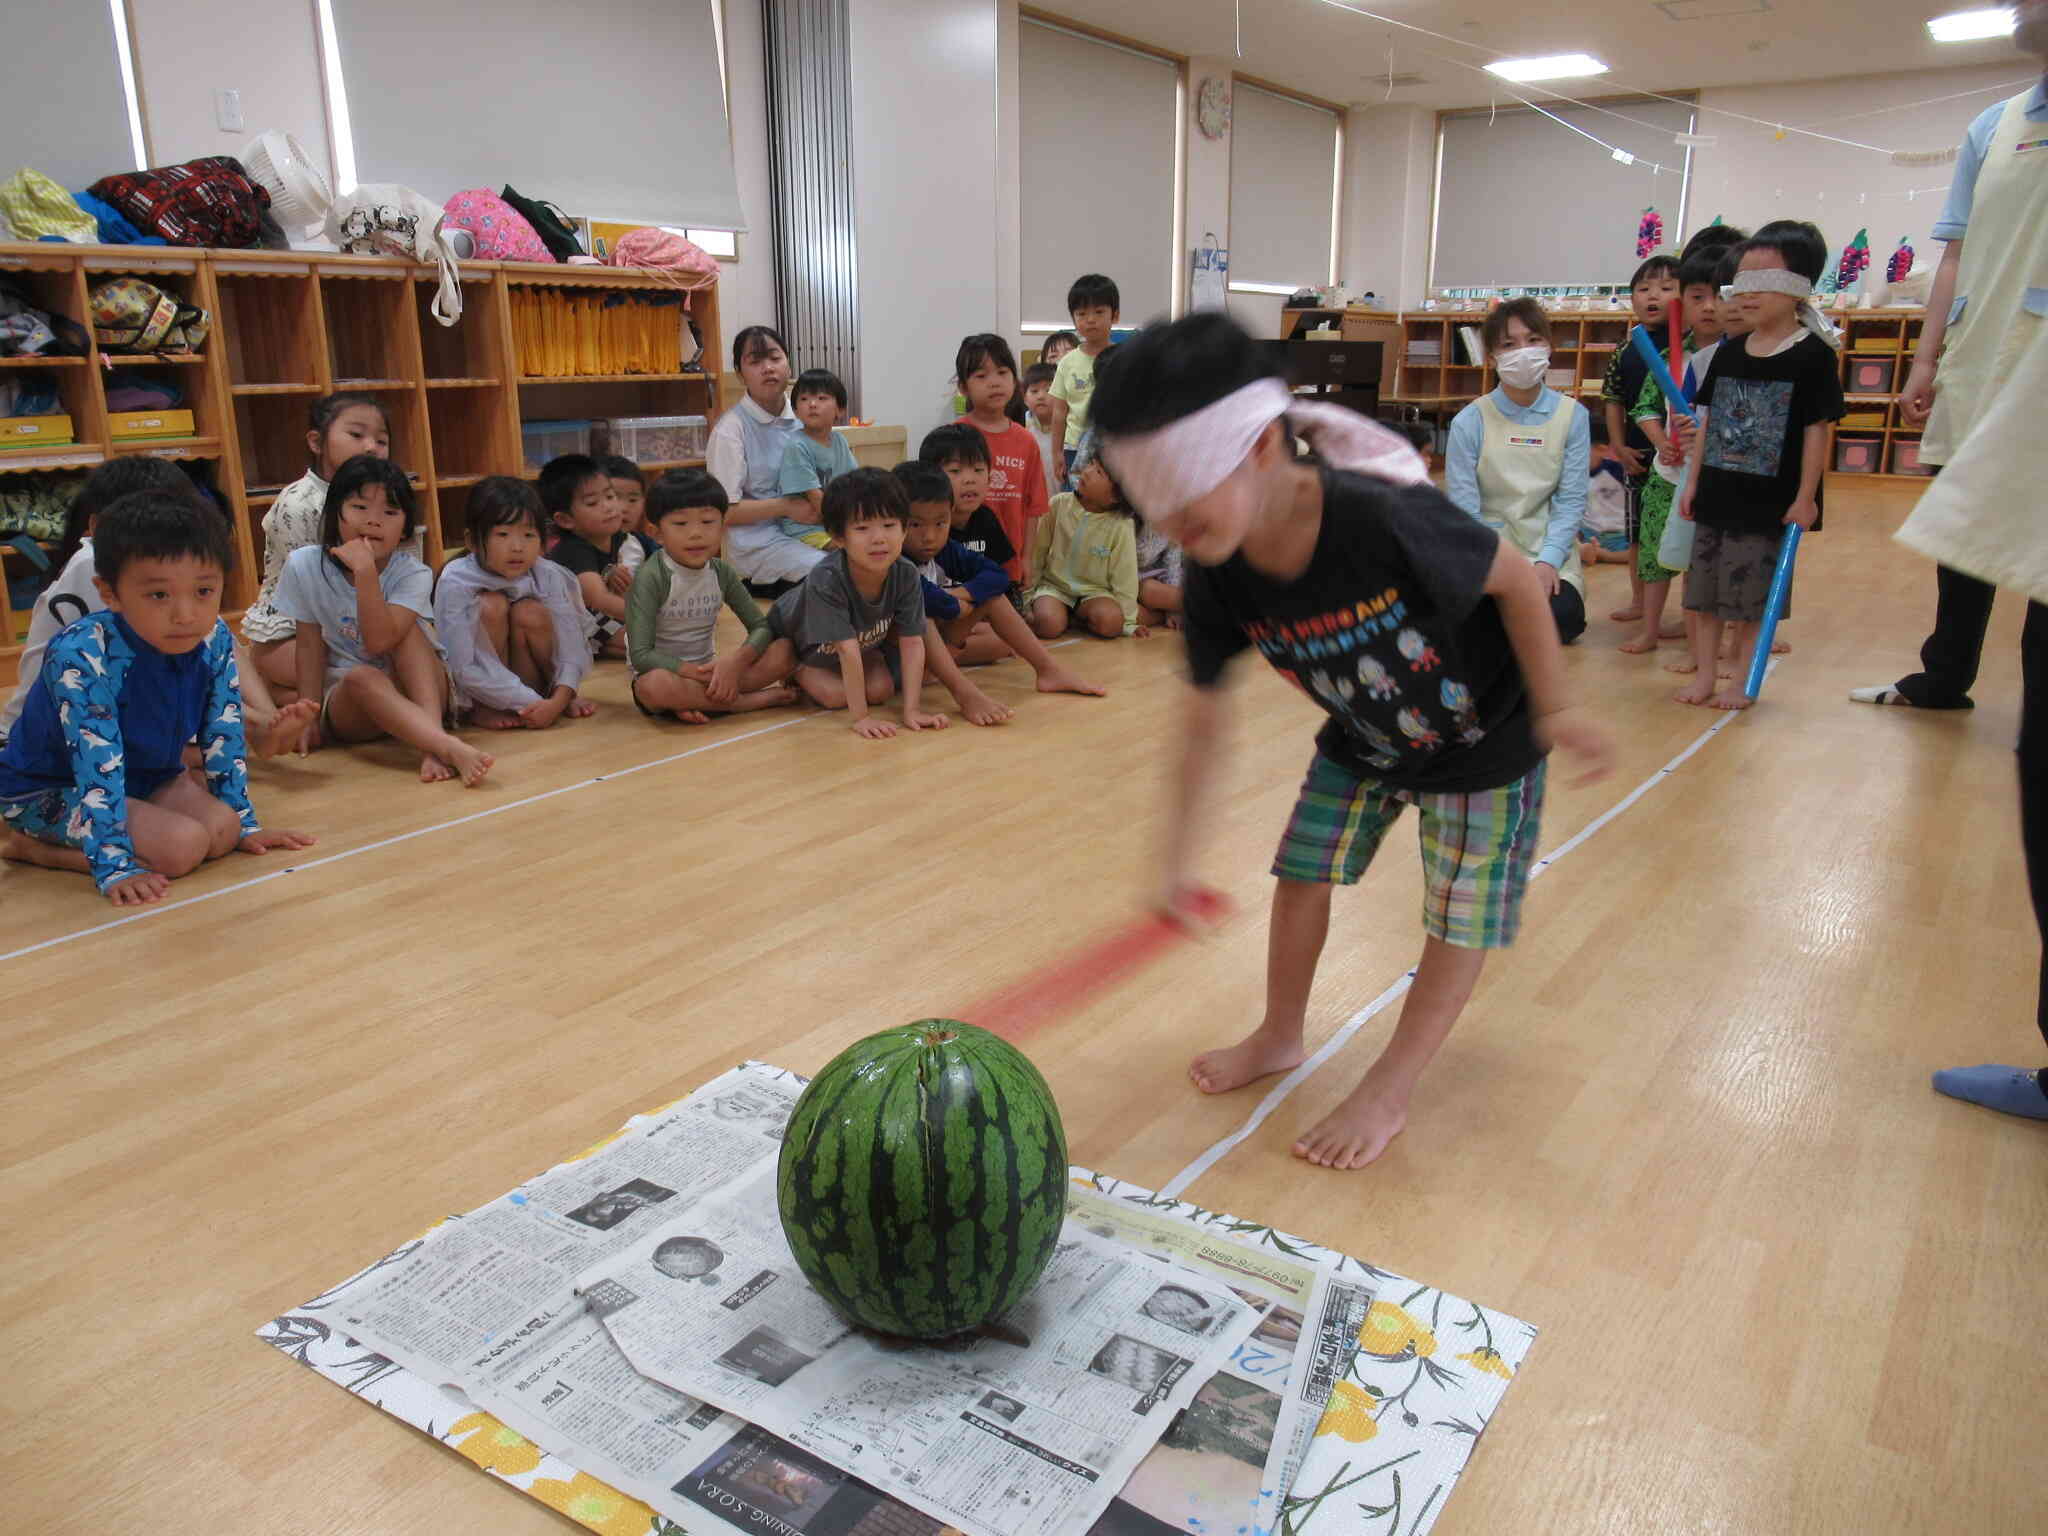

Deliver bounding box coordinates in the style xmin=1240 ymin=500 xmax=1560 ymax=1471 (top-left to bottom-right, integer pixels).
xmin=1927 ymin=8 xmax=2017 ymax=42
xmin=1485 ymin=53 xmax=1609 ymax=82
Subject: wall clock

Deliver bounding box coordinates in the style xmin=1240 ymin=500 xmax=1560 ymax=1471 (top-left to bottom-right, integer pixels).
xmin=1197 ymin=76 xmax=1231 ymax=140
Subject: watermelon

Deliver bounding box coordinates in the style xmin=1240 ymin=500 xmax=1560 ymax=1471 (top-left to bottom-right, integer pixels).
xmin=777 ymin=1020 xmax=1068 ymax=1340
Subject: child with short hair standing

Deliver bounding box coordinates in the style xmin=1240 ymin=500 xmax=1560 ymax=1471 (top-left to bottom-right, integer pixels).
xmin=777 ymin=368 xmax=857 ymax=549
xmin=542 ymin=453 xmax=629 ymax=658
xmin=955 ymin=334 xmax=1050 ymax=586
xmin=1023 ymin=361 xmax=1062 ymax=493
xmin=1094 ymin=313 xmax=1613 ymax=1171
xmin=1049 ymin=274 xmax=1118 ymax=477
xmin=434 ymin=476 xmax=597 ymax=730
xmin=1603 ymin=256 xmax=1680 ymax=626
xmin=275 ymin=456 xmax=492 ymax=785
xmin=1 ymin=490 xmax=316 ymax=905
xmin=626 ymin=468 xmax=800 ymax=721
xmin=1674 ymin=221 xmax=1844 ymax=710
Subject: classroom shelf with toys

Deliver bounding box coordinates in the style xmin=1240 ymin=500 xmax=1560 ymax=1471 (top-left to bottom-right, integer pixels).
xmin=1 ymin=243 xmax=724 ymax=684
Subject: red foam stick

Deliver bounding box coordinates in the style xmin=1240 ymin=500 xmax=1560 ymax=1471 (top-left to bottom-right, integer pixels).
xmin=964 ymin=888 xmax=1234 ymax=1040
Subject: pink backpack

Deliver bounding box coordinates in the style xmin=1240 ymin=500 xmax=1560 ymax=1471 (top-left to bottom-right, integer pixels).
xmin=608 ymin=227 xmax=720 ymax=292
xmin=441 ymin=189 xmax=554 ymax=263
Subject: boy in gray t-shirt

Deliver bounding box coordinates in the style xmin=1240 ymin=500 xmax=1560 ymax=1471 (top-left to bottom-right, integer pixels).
xmin=740 ymin=468 xmax=968 ymax=738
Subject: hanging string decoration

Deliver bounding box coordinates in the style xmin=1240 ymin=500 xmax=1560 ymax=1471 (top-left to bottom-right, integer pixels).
xmin=1887 ymin=236 xmax=1915 ymax=284
xmin=1637 ymin=207 xmax=1665 ymax=258
xmin=1835 ymin=228 xmax=1872 ymax=291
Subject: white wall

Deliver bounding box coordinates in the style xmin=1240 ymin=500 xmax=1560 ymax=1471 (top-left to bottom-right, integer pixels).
xmin=850 ymin=0 xmax=1000 ymax=444
xmin=1683 ymin=62 xmax=2029 ymax=289
xmin=128 ymin=0 xmax=331 ymax=176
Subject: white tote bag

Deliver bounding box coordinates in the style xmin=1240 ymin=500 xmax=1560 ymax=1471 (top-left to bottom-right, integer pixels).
xmin=326 ymin=185 xmax=463 ymax=325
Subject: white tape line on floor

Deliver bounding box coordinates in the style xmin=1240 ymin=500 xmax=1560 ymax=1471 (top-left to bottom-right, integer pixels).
xmin=1157 ymin=676 xmax=1765 ymax=1199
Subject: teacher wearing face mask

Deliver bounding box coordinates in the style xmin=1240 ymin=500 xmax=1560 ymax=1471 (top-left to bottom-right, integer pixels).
xmin=1444 ymin=298 xmax=1590 ymax=643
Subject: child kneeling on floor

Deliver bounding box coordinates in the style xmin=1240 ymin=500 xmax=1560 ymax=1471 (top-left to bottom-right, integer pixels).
xmin=434 ymin=476 xmax=597 ymax=730
xmin=274 ymin=456 xmax=493 ymax=786
xmin=1025 ymin=453 xmax=1148 ymax=639
xmin=0 ymin=490 xmax=315 ymax=906
xmin=627 ymin=468 xmax=800 ymax=721
xmin=1093 ymin=313 xmax=1613 ymax=1171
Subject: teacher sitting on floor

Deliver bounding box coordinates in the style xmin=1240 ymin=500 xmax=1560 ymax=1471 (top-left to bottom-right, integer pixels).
xmin=1444 ymin=298 xmax=1590 ymax=643
xmin=705 ymin=324 xmax=827 ymax=585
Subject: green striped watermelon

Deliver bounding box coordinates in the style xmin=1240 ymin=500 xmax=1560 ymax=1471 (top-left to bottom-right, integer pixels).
xmin=777 ymin=1020 xmax=1068 ymax=1340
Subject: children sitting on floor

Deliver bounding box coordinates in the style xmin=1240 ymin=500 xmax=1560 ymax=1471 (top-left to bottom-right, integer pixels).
xmin=274 ymin=456 xmax=492 ymax=786
xmin=605 ymin=455 xmax=655 ymax=579
xmin=0 ymin=489 xmax=316 ymax=905
xmin=433 ymin=476 xmax=597 ymax=730
xmin=918 ymin=424 xmax=1013 ymax=575
xmin=1025 ymin=454 xmax=1147 ymax=639
xmin=777 ymin=369 xmax=857 ymax=550
xmin=626 ymin=468 xmax=800 ymax=721
xmin=542 ymin=453 xmax=629 ymax=658
xmin=1578 ymin=421 xmax=1632 ymax=569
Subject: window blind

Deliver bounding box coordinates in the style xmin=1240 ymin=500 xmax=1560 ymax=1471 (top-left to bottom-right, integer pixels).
xmin=0 ymin=6 xmax=138 ymax=189
xmin=1227 ymin=83 xmax=1338 ymax=290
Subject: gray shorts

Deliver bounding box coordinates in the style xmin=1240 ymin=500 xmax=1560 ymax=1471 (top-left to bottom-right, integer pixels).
xmin=1683 ymin=526 xmax=1788 ymax=624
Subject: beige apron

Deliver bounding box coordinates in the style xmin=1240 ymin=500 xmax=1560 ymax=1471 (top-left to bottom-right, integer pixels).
xmin=1475 ymin=394 xmax=1585 ymax=596
xmin=1920 ymin=88 xmax=2048 ymax=464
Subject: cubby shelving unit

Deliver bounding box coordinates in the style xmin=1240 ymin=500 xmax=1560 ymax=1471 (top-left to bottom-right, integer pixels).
xmin=1 ymin=243 xmax=723 ymax=683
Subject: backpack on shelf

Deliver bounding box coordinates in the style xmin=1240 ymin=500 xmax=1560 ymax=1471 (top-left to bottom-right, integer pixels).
xmin=87 ymin=157 xmax=271 ymax=248
xmin=326 ymin=185 xmax=463 ymax=325
xmin=441 ymin=189 xmax=554 ymax=263
xmin=608 ymin=228 xmax=721 ymax=294
xmin=499 ymin=186 xmax=586 ymax=262
xmin=89 ymin=277 xmax=211 ymax=353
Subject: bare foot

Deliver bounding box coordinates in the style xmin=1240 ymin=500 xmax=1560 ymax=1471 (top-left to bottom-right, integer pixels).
xmin=4 ymin=829 xmax=90 ymax=873
xmin=419 ymin=754 xmax=457 ymax=783
xmin=1673 ymin=677 xmax=1716 ymax=706
xmin=1189 ymin=1030 xmax=1306 ymax=1095
xmin=958 ymin=690 xmax=1013 ymax=726
xmin=1659 ymin=619 xmax=1686 ymax=640
xmin=566 ymin=699 xmax=597 ymax=718
xmin=469 ymin=704 xmax=525 ymax=731
xmin=1771 ymin=638 xmax=1790 ymax=655
xmin=1609 ymin=605 xmax=1642 ymax=622
xmin=1708 ymin=689 xmax=1754 ymax=711
xmin=1663 ymin=657 xmax=1698 ymax=675
xmin=255 ymin=699 xmax=318 ymax=758
xmin=1293 ymin=1081 xmax=1407 ymax=1170
xmin=1036 ymin=667 xmax=1107 ymax=697
xmin=1618 ymin=634 xmax=1659 ymax=654
xmin=445 ymin=740 xmax=496 ymax=786
xmin=732 ymin=685 xmax=799 ymax=712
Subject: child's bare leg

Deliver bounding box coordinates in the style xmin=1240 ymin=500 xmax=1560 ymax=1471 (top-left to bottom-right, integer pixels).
xmin=1075 ymin=596 xmax=1124 ymax=638
xmin=1295 ymin=936 xmax=1485 ymax=1170
xmin=1622 ymin=579 xmax=1671 ymax=653
xmin=460 ymin=594 xmax=524 ymax=730
xmin=252 ymin=636 xmax=300 ymax=697
xmin=150 ymin=769 xmax=246 ymax=863
xmin=327 ymin=652 xmax=493 ymax=786
xmin=981 ymin=597 xmax=1107 ymax=696
xmin=738 ymin=638 xmax=800 ymax=692
xmin=1674 ymin=614 xmax=1721 ymax=704
xmin=1138 ymin=578 xmax=1181 ymax=615
xmin=951 ymin=619 xmax=1014 ymax=665
xmin=635 ymin=669 xmax=793 ymax=717
xmin=862 ymin=649 xmax=895 ymax=705
xmin=236 ymin=640 xmax=314 ymax=755
xmin=3 ymin=829 xmax=91 ymax=875
xmin=1189 ymin=879 xmax=1325 ymax=1094
xmin=1664 ymin=610 xmax=1702 ymax=674
xmin=1712 ymin=621 xmax=1761 ymax=710
xmin=509 ymin=598 xmax=554 ymax=692
xmin=1611 ymin=559 xmax=1644 ymax=621
xmin=1030 ymin=595 xmax=1071 ymax=639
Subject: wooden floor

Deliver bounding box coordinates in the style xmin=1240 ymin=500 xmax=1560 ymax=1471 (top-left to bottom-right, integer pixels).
xmin=3 ymin=481 xmax=2042 ymax=1534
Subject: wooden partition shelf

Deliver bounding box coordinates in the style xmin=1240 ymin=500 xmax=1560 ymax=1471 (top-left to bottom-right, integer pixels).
xmin=0 ymin=243 xmax=724 ymax=680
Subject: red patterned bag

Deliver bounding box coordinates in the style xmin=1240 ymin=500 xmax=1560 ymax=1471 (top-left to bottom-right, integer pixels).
xmin=87 ymin=157 xmax=271 ymax=248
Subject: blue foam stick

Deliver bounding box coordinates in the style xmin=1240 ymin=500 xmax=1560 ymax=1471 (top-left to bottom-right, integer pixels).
xmin=1628 ymin=325 xmax=1698 ymax=421
xmin=1744 ymin=524 xmax=1801 ymax=700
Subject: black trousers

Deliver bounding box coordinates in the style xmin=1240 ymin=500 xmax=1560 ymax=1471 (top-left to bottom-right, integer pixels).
xmin=1893 ymin=563 xmax=1999 ymax=707
xmin=1551 ymin=581 xmax=1586 ymax=646
xmin=2023 ymin=599 xmax=2047 ymax=1053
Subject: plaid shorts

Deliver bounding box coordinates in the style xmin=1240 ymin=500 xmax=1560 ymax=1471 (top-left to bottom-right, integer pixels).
xmin=1272 ymin=754 xmax=1548 ymax=949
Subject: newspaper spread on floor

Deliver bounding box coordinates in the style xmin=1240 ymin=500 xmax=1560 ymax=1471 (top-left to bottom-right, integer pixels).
xmin=576 ymin=1158 xmax=1261 ymax=1536
xmin=259 ymin=1061 xmax=1535 ymax=1536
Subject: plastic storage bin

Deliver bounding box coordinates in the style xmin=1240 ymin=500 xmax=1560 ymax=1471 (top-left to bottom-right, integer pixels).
xmin=1890 ymin=438 xmax=1932 ymax=476
xmin=1833 ymin=436 xmax=1881 ymax=473
xmin=521 ymin=419 xmax=593 ymax=472
xmin=607 ymin=414 xmax=708 ymax=463
xmin=1846 ymin=357 xmax=1894 ymax=393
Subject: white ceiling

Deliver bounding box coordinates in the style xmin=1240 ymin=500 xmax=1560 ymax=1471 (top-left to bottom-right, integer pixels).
xmin=1033 ymin=1 xmax=2028 ymax=108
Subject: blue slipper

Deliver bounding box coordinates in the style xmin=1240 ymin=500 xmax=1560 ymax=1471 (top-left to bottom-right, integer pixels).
xmin=1931 ymin=1065 xmax=2048 ymax=1121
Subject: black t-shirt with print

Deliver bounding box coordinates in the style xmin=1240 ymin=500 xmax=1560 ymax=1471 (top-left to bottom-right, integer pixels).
xmin=549 ymin=529 xmax=629 ymax=577
xmin=1182 ymin=468 xmax=1540 ymax=795
xmin=1693 ymin=332 xmax=1846 ymax=535
xmin=951 ymin=507 xmax=1015 ymax=570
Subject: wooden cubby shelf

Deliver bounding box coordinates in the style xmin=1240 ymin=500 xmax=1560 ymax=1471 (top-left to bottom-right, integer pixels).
xmin=0 ymin=242 xmax=724 ymax=679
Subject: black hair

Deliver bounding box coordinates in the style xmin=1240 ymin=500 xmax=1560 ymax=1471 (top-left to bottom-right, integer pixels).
xmin=1713 ymin=249 xmax=1744 ymax=290
xmin=92 ymin=488 xmax=235 ymax=586
xmin=1067 ymin=273 xmax=1120 ymax=316
xmin=1740 ymin=219 xmax=1829 ymax=284
xmin=57 ymin=456 xmax=198 ymax=568
xmin=955 ymin=333 xmax=1027 ymax=425
xmin=318 ymin=455 xmax=419 ymax=575
xmin=820 ymin=466 xmax=906 ymax=539
xmin=1041 ymin=329 xmax=1080 ymax=358
xmin=1022 ymin=361 xmax=1056 ymax=391
xmin=1680 ymin=223 xmax=1747 ymax=264
xmin=731 ymin=323 xmax=790 ymax=374
xmin=1677 ymin=247 xmax=1732 ymax=291
xmin=918 ymin=422 xmax=991 ymax=470
xmin=599 ymin=454 xmax=644 ymax=485
xmin=891 ymin=459 xmax=955 ymax=510
xmin=1481 ymin=297 xmax=1551 ymax=355
xmin=1075 ymin=451 xmax=1132 ymax=518
xmin=1091 ymin=311 xmax=1282 ymax=437
xmin=464 ymin=476 xmax=547 ymax=553
xmin=792 ymin=367 xmax=847 ymax=410
xmin=538 ymin=453 xmax=605 ymax=516
xmin=308 ymin=391 xmax=390 ymax=464
xmin=1629 ymin=254 xmax=1680 ymax=288
xmin=647 ymin=467 xmax=730 ymax=521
